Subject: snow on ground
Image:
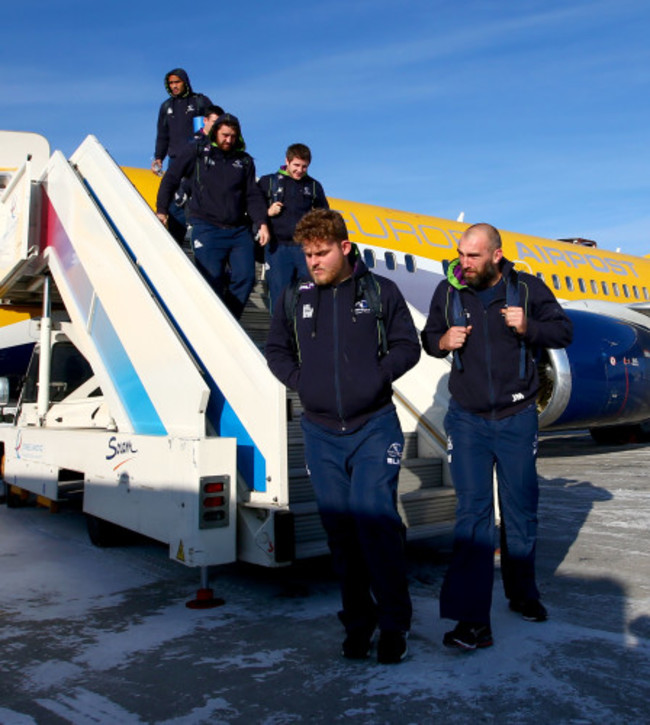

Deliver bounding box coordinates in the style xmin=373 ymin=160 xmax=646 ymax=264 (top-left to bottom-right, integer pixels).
xmin=0 ymin=433 xmax=649 ymax=723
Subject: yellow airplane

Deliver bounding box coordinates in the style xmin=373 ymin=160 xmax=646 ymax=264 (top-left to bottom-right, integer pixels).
xmin=123 ymin=164 xmax=650 ymax=444
xmin=2 ymin=135 xmax=650 ymax=444
xmin=124 ymin=165 xmax=650 ymax=310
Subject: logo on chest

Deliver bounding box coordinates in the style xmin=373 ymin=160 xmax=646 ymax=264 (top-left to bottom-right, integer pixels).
xmin=353 ymin=299 xmax=372 ymax=315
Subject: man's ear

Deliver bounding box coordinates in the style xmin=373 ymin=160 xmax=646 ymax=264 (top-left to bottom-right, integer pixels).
xmin=494 ymin=247 xmax=503 ymax=264
xmin=340 ymin=239 xmax=352 ymax=256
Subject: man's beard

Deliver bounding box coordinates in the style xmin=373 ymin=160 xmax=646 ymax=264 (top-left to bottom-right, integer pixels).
xmin=465 ymin=261 xmax=499 ymax=289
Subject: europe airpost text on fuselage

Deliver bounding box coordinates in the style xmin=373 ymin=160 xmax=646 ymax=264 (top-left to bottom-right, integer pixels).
xmin=338 ymin=209 xmax=640 ymax=279
xmin=120 ymin=167 xmax=641 ymax=281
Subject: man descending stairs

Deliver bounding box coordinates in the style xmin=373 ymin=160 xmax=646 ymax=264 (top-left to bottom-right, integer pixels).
xmin=239 ymin=265 xmax=456 ymax=561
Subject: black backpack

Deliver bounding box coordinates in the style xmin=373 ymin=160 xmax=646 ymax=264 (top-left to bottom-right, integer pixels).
xmin=283 ymin=272 xmax=388 ymax=364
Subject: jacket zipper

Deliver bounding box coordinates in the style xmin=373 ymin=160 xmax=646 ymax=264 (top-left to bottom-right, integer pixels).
xmin=332 ymin=287 xmax=347 ymax=431
xmin=483 ymin=307 xmax=496 ymax=413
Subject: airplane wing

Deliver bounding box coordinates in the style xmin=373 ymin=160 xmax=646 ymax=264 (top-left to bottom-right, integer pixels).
xmin=627 ymin=301 xmax=650 ymax=317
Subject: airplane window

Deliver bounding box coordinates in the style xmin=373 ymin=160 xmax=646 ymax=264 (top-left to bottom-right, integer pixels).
xmin=405 ymin=254 xmax=416 ymax=273
xmin=612 ymin=283 xmax=620 ymax=297
xmin=384 ymin=252 xmax=397 ymax=271
xmin=601 ymin=281 xmax=609 ymax=296
xmin=633 ymin=286 xmax=640 ymax=299
xmin=578 ymin=279 xmax=586 ymax=293
xmin=590 ymin=280 xmax=598 ymax=294
xmin=363 ymin=249 xmax=376 ymax=268
xmin=644 ymin=288 xmax=649 ymax=301
xmin=552 ymin=274 xmax=561 ymax=290
xmin=565 ymin=276 xmax=574 ymax=292
xmin=536 ymin=272 xmax=545 ymax=282
xmin=622 ymin=284 xmax=630 ymax=298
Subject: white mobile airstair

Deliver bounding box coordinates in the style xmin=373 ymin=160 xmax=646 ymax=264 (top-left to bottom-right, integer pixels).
xmin=0 ymin=133 xmax=455 ymax=569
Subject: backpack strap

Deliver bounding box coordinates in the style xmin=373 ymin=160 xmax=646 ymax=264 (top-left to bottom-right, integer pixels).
xmin=449 ymin=287 xmax=467 ymax=372
xmin=506 ymin=270 xmax=520 ymax=307
xmin=442 ymin=260 xmax=468 ymax=370
xmin=505 ymin=270 xmax=527 ymax=380
xmin=356 ymin=273 xmax=388 ymax=358
xmin=283 ymin=279 xmax=302 ymax=363
xmin=268 ymin=173 xmax=284 ymax=203
xmin=193 ymin=138 xmax=211 ymax=193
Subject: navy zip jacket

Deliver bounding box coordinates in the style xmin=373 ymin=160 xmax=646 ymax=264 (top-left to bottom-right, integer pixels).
xmin=265 ymin=258 xmax=421 ymax=432
xmin=258 ymin=170 xmax=329 ymax=245
xmin=156 ymin=133 xmax=268 ymax=229
xmin=154 ymin=68 xmax=212 ymax=163
xmin=421 ymin=257 xmax=572 ymax=419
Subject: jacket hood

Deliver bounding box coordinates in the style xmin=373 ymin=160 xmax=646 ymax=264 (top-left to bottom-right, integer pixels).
xmin=277 ymin=165 xmax=312 ymax=181
xmin=445 ymin=258 xmax=467 ymax=290
xmin=165 ymin=68 xmax=192 ymax=98
xmin=444 ymin=256 xmax=515 ymax=290
xmin=351 ymin=245 xmax=370 ymax=280
xmin=208 ymin=113 xmax=246 ymax=151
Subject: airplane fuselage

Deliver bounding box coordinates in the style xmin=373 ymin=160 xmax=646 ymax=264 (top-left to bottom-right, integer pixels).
xmin=123 ymin=164 xmax=650 ymax=316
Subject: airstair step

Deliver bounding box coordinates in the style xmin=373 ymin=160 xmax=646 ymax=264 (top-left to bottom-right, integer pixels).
xmin=288 ymin=468 xmax=313 ymax=503
xmin=403 ymin=431 xmax=418 ymax=458
xmin=288 ymin=442 xmax=305 ymax=469
xmin=240 ymin=305 xmax=269 ymax=323
xmin=241 ymin=276 xmax=271 ymax=349
xmin=397 ymin=487 xmax=457 ymax=530
xmin=399 ymin=457 xmax=444 ymax=492
xmin=291 ymin=486 xmax=457 ymax=559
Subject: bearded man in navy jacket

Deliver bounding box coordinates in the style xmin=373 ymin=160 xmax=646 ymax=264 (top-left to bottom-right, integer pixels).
xmin=156 ymin=113 xmax=269 ymax=318
xmin=421 ymin=222 xmax=573 ymax=651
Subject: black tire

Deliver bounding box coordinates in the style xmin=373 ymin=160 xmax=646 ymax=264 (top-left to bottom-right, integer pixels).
xmin=589 ymin=424 xmax=643 ymax=446
xmin=5 ymin=485 xmax=27 ymax=508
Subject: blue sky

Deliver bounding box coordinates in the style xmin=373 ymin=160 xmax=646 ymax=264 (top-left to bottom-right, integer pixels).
xmin=4 ymin=0 xmax=649 ymax=256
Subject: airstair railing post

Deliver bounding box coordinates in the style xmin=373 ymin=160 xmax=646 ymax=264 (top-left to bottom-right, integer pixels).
xmin=37 ymin=273 xmax=52 ymax=425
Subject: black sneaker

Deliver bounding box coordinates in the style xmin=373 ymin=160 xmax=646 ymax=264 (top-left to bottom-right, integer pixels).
xmin=342 ymin=626 xmax=376 ymax=659
xmin=509 ymin=599 xmax=548 ymax=622
xmin=377 ymin=630 xmax=409 ymax=664
xmin=443 ymin=622 xmax=493 ymax=650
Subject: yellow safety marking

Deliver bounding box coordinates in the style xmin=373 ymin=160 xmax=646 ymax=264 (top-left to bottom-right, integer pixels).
xmin=176 ymin=540 xmax=185 ymax=562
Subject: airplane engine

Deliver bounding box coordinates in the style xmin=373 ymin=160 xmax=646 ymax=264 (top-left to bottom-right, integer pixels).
xmin=538 ymin=307 xmax=650 ymax=439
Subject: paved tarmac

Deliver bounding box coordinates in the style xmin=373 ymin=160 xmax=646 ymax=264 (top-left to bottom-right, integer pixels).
xmin=0 ymin=431 xmax=649 ymax=724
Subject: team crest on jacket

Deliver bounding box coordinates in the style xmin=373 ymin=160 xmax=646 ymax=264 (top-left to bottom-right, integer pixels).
xmin=302 ymin=304 xmax=314 ymax=319
xmin=386 ymin=442 xmax=403 ymax=465
xmin=354 ymin=299 xmax=372 ymax=315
